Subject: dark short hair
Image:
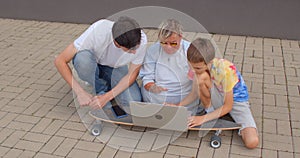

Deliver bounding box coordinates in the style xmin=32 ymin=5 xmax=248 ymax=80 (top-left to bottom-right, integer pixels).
xmin=187 ymin=38 xmax=215 ymax=64
xmin=112 ymin=16 xmax=141 ymax=49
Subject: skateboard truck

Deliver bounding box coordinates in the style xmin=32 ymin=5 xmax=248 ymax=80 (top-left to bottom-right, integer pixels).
xmin=210 ymin=129 xmax=222 ymax=149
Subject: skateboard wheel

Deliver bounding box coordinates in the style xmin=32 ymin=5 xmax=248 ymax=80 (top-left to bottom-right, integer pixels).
xmin=210 ymin=135 xmax=221 ymax=149
xmin=91 ymin=124 xmax=102 ymax=136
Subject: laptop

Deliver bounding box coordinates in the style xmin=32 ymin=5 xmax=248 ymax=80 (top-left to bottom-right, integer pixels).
xmin=129 ymin=101 xmax=190 ymax=132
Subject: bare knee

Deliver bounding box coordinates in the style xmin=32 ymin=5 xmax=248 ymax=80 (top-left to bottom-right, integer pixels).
xmin=241 ymin=127 xmax=259 ymax=149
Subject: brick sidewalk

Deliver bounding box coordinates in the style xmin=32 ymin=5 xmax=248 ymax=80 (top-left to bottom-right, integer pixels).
xmin=0 ymin=18 xmax=299 ymax=158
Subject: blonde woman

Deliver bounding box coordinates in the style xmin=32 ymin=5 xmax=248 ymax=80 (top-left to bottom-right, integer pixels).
xmin=139 ymin=19 xmax=198 ymax=112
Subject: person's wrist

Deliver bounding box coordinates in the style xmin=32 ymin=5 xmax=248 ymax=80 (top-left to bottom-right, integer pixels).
xmin=102 ymin=91 xmax=113 ymax=101
xmin=74 ymin=86 xmax=85 ymax=95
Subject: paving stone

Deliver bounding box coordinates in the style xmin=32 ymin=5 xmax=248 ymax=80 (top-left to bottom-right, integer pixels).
xmin=31 ymin=118 xmax=53 ymax=133
xmin=53 ymin=138 xmax=77 ymax=156
xmin=263 ymin=133 xmax=292 ymax=144
xmin=7 ymin=99 xmax=33 ymax=108
xmin=213 ymin=144 xmax=230 ymax=158
xmin=74 ymin=140 xmax=104 ymax=153
xmin=136 ymin=132 xmax=157 ymax=151
xmin=164 ymin=154 xmax=180 ymax=158
xmin=114 ymin=148 xmax=132 ymax=158
xmin=114 ymin=127 xmax=143 ymax=140
xmin=57 ymin=93 xmax=74 ymax=106
xmin=1 ymin=130 xmax=26 ymax=148
xmin=80 ymin=130 xmax=95 ymax=142
xmin=292 ymin=136 xmax=300 ymax=153
xmin=67 ymin=148 xmax=99 ymax=158
xmin=263 ymin=140 xmax=293 ymax=152
xmin=33 ymin=104 xmax=54 ymax=117
xmin=278 ymin=151 xmax=294 ymax=158
xmin=3 ymin=148 xmax=23 ymax=158
xmin=166 ymin=145 xmax=198 ymax=157
xmin=46 ymin=110 xmax=74 ymax=120
xmin=14 ymin=140 xmax=44 ymax=152
xmin=0 ymin=91 xmax=19 ymax=99
xmin=42 ymin=119 xmax=65 ymax=135
xmin=7 ymin=121 xmax=34 ymax=131
xmin=263 ymin=119 xmax=277 ymax=134
xmin=23 ymin=132 xmax=51 ymax=143
xmin=96 ymin=126 xmax=117 ymax=143
xmin=170 ymin=137 xmax=200 ymax=148
xmin=36 ymin=96 xmax=60 ymax=105
xmin=98 ymin=146 xmax=118 ymax=158
xmin=18 ymin=150 xmax=36 ymax=158
xmin=62 ymin=121 xmax=86 ymax=132
xmin=0 ymin=146 xmax=10 ymax=157
xmin=197 ymin=141 xmax=214 ymax=158
xmin=152 ymin=134 xmax=172 ymax=151
xmin=131 ymin=151 xmax=164 ymax=158
xmin=14 ymin=114 xmax=41 ymax=124
xmin=25 ymin=90 xmax=44 ymax=102
xmin=277 ymin=120 xmax=292 ymax=135
xmin=107 ymin=135 xmax=139 ymax=149
xmin=230 ymin=144 xmax=261 ymax=157
xmin=264 ymin=111 xmax=290 ymax=121
xmin=34 ymin=153 xmax=64 ymax=158
xmin=262 ymin=149 xmax=277 ymax=158
xmin=40 ymin=136 xmax=64 ymax=154
xmin=0 ymin=128 xmax=15 ymax=143
xmin=56 ymin=128 xmax=84 ymax=139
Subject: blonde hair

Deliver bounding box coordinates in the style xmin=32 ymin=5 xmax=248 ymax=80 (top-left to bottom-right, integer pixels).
xmin=158 ymin=19 xmax=183 ymax=39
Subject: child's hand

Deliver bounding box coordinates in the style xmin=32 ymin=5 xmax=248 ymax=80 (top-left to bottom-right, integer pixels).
xmin=188 ymin=116 xmax=205 ymax=127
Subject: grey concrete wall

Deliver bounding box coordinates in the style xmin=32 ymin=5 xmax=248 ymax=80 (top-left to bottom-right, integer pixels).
xmin=0 ymin=0 xmax=299 ymax=40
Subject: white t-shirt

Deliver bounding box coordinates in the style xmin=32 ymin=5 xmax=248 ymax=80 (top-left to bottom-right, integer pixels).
xmin=74 ymin=19 xmax=147 ymax=68
xmin=139 ymin=40 xmax=192 ymax=96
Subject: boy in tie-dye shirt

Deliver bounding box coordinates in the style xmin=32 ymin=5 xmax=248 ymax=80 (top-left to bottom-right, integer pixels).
xmin=175 ymin=38 xmax=259 ymax=149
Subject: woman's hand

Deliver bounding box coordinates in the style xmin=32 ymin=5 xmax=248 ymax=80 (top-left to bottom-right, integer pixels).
xmin=144 ymin=82 xmax=168 ymax=93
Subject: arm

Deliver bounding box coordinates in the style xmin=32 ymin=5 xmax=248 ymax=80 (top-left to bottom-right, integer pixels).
xmin=177 ymin=78 xmax=199 ymax=106
xmin=89 ymin=62 xmax=141 ymax=108
xmin=189 ymin=90 xmax=233 ymax=127
xmin=54 ymin=43 xmax=92 ymax=106
xmin=139 ymin=43 xmax=167 ymax=93
xmin=166 ymin=78 xmax=198 ymax=106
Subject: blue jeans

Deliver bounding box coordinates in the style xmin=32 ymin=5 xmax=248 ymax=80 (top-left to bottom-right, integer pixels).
xmin=72 ymin=50 xmax=142 ymax=109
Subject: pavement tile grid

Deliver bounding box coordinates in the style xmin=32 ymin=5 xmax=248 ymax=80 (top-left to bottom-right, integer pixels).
xmin=0 ymin=18 xmax=299 ymax=158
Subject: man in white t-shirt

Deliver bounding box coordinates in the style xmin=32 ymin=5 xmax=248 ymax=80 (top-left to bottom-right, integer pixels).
xmin=54 ymin=16 xmax=147 ymax=111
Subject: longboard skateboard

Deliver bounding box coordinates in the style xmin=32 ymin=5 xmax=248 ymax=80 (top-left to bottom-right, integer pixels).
xmin=89 ymin=107 xmax=241 ymax=149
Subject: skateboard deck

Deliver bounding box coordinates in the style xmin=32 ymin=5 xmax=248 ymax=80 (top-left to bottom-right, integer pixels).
xmin=89 ymin=107 xmax=241 ymax=149
xmin=89 ymin=108 xmax=241 ymax=131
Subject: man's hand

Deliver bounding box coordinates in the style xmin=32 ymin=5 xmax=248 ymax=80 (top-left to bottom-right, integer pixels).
xmin=76 ymin=90 xmax=93 ymax=106
xmin=89 ymin=93 xmax=110 ymax=109
xmin=144 ymin=82 xmax=168 ymax=93
xmin=188 ymin=116 xmax=205 ymax=128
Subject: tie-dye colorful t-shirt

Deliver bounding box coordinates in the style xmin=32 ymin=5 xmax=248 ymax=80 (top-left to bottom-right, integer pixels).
xmin=210 ymin=58 xmax=249 ymax=102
